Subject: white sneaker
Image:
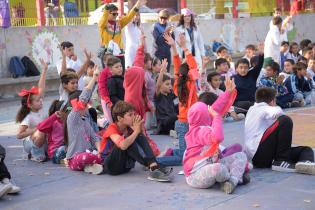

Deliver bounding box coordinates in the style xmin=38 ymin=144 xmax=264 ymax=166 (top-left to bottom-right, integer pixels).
xmin=169 ymin=130 xmax=178 ymax=139
xmin=237 ymin=113 xmax=245 ymax=120
xmin=0 ymin=182 xmax=12 ymax=198
xmin=1 ymin=178 xmax=21 ymax=194
xmin=295 ymin=161 xmax=315 ymax=175
xmin=84 ymin=164 xmax=103 ymax=175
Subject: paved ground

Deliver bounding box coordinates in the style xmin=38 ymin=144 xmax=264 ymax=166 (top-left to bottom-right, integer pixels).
xmin=0 ymin=95 xmax=315 ymax=210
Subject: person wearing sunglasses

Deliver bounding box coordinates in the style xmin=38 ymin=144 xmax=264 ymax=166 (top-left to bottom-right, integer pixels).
xmin=152 ymin=9 xmax=174 ymax=72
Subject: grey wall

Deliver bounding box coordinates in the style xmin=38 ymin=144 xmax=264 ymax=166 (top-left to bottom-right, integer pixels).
xmin=1 ymin=13 xmax=315 ymax=78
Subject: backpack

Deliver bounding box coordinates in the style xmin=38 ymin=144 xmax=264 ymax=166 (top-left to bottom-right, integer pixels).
xmin=21 ymin=56 xmax=40 ymax=77
xmin=9 ymin=56 xmax=25 ymax=78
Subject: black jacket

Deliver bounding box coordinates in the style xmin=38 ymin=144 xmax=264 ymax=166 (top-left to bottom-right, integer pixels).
xmin=107 ymin=75 xmax=124 ymax=106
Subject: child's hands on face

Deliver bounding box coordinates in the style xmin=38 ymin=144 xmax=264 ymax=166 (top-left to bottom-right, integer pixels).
xmin=277 ymin=75 xmax=285 ymax=84
xmin=132 ymin=115 xmax=144 ymax=134
xmin=224 ymin=75 xmax=236 ymax=93
xmin=208 ymin=105 xmax=218 ymax=117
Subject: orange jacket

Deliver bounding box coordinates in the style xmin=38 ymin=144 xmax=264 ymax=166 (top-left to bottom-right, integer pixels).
xmin=173 ymin=53 xmax=199 ymax=123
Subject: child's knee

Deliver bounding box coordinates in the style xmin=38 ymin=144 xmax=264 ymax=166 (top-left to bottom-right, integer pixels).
xmin=31 ymin=130 xmax=46 ymax=148
xmin=277 ymin=115 xmax=293 ymax=128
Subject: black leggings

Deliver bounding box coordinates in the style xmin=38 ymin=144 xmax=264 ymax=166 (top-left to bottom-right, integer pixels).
xmin=103 ymin=134 xmax=156 ymax=175
xmin=233 ymin=101 xmax=254 ymax=114
xmin=158 ymin=115 xmax=177 ymax=135
xmin=253 ymin=115 xmax=314 ymax=168
xmin=0 ymin=144 xmax=11 ymax=180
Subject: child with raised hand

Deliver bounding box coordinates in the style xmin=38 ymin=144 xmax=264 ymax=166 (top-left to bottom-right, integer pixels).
xmin=184 ymin=76 xmax=248 ymax=194
xmin=124 ymin=38 xmax=160 ymax=156
xmin=106 ymin=56 xmax=124 ymax=106
xmin=83 ymin=61 xmax=101 ymax=110
xmin=285 ymin=62 xmax=313 ymax=105
xmin=156 ymin=32 xmax=199 ymax=166
xmin=100 ymin=101 xmax=172 ymax=181
xmin=59 ymin=49 xmax=92 ymax=101
xmin=245 ymin=87 xmax=315 ymax=175
xmin=207 ymin=72 xmax=245 ymax=121
xmin=65 ymin=70 xmax=103 ymax=174
xmin=154 ymin=59 xmax=178 ymax=135
xmin=16 ymin=59 xmax=49 ymax=162
xmin=35 ymin=100 xmax=69 ymax=164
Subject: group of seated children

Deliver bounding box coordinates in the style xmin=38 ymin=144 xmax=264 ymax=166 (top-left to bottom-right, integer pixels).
xmin=7 ymin=34 xmax=315 ymax=199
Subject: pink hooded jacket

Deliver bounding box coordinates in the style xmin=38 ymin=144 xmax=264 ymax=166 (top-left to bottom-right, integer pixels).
xmin=183 ymin=90 xmax=237 ymax=176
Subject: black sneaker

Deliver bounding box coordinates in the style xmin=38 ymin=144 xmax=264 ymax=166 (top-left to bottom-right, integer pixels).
xmin=271 ymin=160 xmax=296 ymax=173
xmin=239 ymin=172 xmax=250 ymax=185
xmin=148 ymin=168 xmax=171 ymax=182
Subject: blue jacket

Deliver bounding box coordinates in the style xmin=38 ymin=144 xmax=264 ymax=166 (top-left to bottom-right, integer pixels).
xmin=152 ymin=23 xmax=172 ymax=58
xmin=285 ymin=74 xmax=312 ymax=94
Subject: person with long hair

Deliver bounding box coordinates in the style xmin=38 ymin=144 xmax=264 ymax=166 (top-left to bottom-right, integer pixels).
xmin=174 ymin=8 xmax=205 ymax=70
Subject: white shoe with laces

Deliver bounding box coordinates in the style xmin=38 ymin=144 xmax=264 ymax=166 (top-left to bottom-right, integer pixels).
xmin=84 ymin=164 xmax=103 ymax=175
xmin=1 ymin=178 xmax=21 ymax=194
xmin=0 ymin=182 xmax=12 ymax=198
xmin=295 ymin=161 xmax=315 ymax=175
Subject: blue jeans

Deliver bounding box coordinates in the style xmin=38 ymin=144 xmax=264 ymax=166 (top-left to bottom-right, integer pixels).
xmin=156 ymin=120 xmax=188 ymax=166
xmin=52 ymin=146 xmax=66 ymax=164
xmin=23 ymin=138 xmax=46 ymax=162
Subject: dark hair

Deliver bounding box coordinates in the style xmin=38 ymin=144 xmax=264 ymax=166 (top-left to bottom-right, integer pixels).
xmin=198 ymin=92 xmax=218 ymax=106
xmin=16 ymin=95 xmax=33 ymax=123
xmin=144 ymin=53 xmax=152 ymax=64
xmin=284 ymin=59 xmax=295 ymax=65
xmin=48 ymin=100 xmax=64 ymax=116
xmin=162 ymin=74 xmax=171 ymax=82
xmin=297 ymin=56 xmax=307 ymax=64
xmin=60 ymin=41 xmax=73 ymax=49
xmin=112 ymin=101 xmax=135 ymax=122
xmin=177 ymin=63 xmax=190 ymax=106
xmin=293 ymin=62 xmax=307 ymax=74
xmin=60 ymin=71 xmax=78 ymax=85
xmin=178 ymin=14 xmax=197 ymax=29
xmin=250 ymin=55 xmax=259 ymax=67
xmin=88 ymin=61 xmax=95 ymax=69
xmin=107 ymin=56 xmax=121 ymax=68
xmin=207 ymin=72 xmax=220 ymax=83
xmin=289 ymin=42 xmax=299 ymax=54
xmin=300 ymin=39 xmax=312 ymax=50
xmin=245 ymin=44 xmax=256 ymax=51
xmin=265 ymin=61 xmax=280 ymax=73
xmin=272 ymin=16 xmax=282 ymax=26
xmin=281 ymin=41 xmax=289 ymax=46
xmin=152 ymin=57 xmax=161 ymax=67
xmin=273 ymin=7 xmax=281 ymax=13
xmin=215 ymin=58 xmax=228 ymax=69
xmin=236 ymin=58 xmax=250 ymax=69
xmin=216 ymin=46 xmax=227 ymax=54
xmin=255 ymin=87 xmax=277 ymax=103
xmin=302 ymin=46 xmax=313 ymax=55
xmin=105 ymin=4 xmax=118 ymax=11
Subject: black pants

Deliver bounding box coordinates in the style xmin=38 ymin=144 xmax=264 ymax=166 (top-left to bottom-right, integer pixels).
xmin=88 ymin=108 xmax=97 ymax=124
xmin=233 ymin=101 xmax=254 ymax=114
xmin=103 ymin=134 xmax=156 ymax=175
xmin=158 ymin=115 xmax=177 ymax=135
xmin=276 ymin=93 xmax=294 ymax=109
xmin=0 ymin=144 xmax=11 ymax=180
xmin=253 ymin=115 xmax=314 ymax=168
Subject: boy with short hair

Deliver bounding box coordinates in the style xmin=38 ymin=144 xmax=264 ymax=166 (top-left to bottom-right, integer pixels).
xmin=245 ymin=87 xmax=315 ymax=175
xmin=100 ymin=101 xmax=172 ymax=181
xmin=243 ymin=44 xmax=256 ymax=63
xmin=302 ymin=46 xmax=314 ymax=62
xmin=216 ymin=46 xmax=228 ymax=59
xmin=280 ymin=41 xmax=289 ymax=71
xmin=232 ymin=52 xmax=264 ymax=113
xmin=214 ymin=58 xmax=234 ymax=91
xmin=280 ymin=59 xmax=294 ymax=81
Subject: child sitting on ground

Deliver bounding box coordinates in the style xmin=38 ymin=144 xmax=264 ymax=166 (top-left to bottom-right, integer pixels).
xmin=16 ymin=59 xmax=48 ymax=162
xmin=280 ymin=41 xmax=289 ymax=71
xmin=286 ymin=42 xmax=301 ymax=63
xmin=280 ymin=59 xmax=294 ymax=82
xmin=183 ymin=76 xmax=249 ymax=194
xmin=36 ymin=100 xmax=69 ymax=164
xmin=258 ymin=61 xmax=297 ymax=108
xmin=207 ymin=72 xmax=244 ymax=121
xmin=243 ymin=44 xmax=256 ymax=64
xmin=285 ymin=62 xmax=313 ymax=105
xmin=154 ymin=59 xmax=178 ymax=134
xmin=100 ymin=101 xmax=172 ymax=181
xmin=65 ymin=71 xmax=103 ymax=174
xmin=107 ymin=56 xmax=124 ymax=106
xmin=215 ymin=58 xmax=235 ymax=91
xmin=245 ymin=87 xmax=315 ymax=175
xmin=83 ymin=61 xmax=101 ymax=110
xmin=307 ymin=58 xmax=315 ymax=86
xmin=302 ymin=46 xmax=313 ymax=62
xmin=232 ymin=52 xmax=264 ymax=114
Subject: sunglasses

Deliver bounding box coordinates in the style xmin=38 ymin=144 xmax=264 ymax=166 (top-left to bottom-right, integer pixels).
xmin=160 ymin=16 xmax=168 ymax=20
xmin=111 ymin=12 xmax=119 ymax=16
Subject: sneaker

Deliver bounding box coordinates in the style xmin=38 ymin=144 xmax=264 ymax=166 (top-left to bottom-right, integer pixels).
xmin=84 ymin=164 xmax=103 ymax=175
xmin=1 ymin=178 xmax=21 ymax=194
xmin=169 ymin=130 xmax=178 ymax=139
xmin=148 ymin=168 xmax=171 ymax=182
xmin=158 ymin=167 xmax=173 ymax=176
xmin=237 ymin=113 xmax=245 ymax=120
xmin=0 ymin=183 xmax=12 ymax=198
xmin=221 ymin=181 xmax=236 ymax=194
xmin=240 ymin=172 xmax=250 ymax=185
xmin=295 ymin=161 xmax=315 ymax=175
xmin=271 ymin=160 xmax=296 ymax=173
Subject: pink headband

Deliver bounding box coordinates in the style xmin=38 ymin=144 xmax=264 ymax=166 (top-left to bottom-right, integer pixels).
xmin=181 ymin=8 xmax=194 ymax=16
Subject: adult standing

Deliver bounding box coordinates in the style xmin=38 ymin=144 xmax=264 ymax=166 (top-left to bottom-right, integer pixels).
xmin=174 ymin=8 xmax=205 ymax=70
xmin=152 ymin=9 xmax=174 ymax=72
xmin=264 ymin=16 xmax=282 ymax=65
xmin=124 ymin=12 xmax=142 ymax=69
xmin=98 ymin=0 xmax=147 ymax=71
xmin=269 ymin=8 xmax=293 ymax=42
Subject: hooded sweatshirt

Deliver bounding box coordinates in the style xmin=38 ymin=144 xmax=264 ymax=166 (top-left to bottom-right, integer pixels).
xmin=183 ymin=90 xmax=237 ymax=176
xmin=98 ymin=67 xmax=112 ymax=105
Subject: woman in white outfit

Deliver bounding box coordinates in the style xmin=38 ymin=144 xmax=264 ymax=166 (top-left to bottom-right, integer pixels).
xmin=124 ymin=12 xmax=142 ymax=69
xmin=174 ymin=8 xmax=205 ymax=70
